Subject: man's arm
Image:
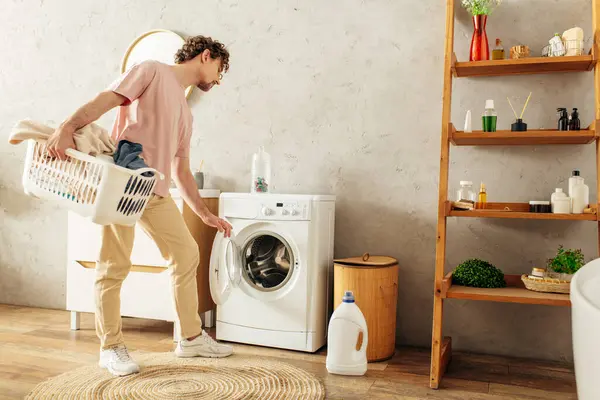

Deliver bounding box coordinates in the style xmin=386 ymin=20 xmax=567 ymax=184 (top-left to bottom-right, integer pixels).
xmin=47 ymin=90 xmax=126 ymax=159
xmin=172 ymin=157 xmax=233 ymax=237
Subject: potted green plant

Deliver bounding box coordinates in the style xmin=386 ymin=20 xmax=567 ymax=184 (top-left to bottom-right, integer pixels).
xmin=546 ymin=245 xmax=585 ymax=282
xmin=453 ymin=258 xmax=506 ymax=288
xmin=461 ymin=0 xmax=502 ymax=61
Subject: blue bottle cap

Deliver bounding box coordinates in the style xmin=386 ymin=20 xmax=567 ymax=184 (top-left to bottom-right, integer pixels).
xmin=342 ymin=291 xmax=355 ymax=303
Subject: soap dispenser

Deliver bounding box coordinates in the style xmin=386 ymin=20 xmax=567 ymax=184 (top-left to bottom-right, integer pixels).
xmin=558 ymin=108 xmax=569 ymax=131
xmin=569 ymin=108 xmax=581 ymax=131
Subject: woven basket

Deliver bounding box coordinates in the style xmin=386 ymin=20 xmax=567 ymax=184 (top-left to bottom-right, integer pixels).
xmin=510 ymin=45 xmax=530 ymax=59
xmin=521 ymin=274 xmax=570 ymax=294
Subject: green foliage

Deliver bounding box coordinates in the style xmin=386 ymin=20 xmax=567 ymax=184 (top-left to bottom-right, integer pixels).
xmin=452 ymin=258 xmax=506 ymax=288
xmin=461 ymin=0 xmax=502 ymax=16
xmin=547 ymin=245 xmax=585 ymax=275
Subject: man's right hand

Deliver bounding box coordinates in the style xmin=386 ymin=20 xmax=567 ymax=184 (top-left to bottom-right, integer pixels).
xmin=44 ymin=91 xmax=126 ymax=160
xmin=46 ymin=128 xmax=76 ymax=160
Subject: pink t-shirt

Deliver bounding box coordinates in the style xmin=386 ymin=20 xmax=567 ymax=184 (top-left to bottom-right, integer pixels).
xmin=107 ymin=60 xmax=192 ymax=197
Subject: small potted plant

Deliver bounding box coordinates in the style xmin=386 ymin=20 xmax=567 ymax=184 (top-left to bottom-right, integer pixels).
xmin=546 ymin=245 xmax=585 ymax=282
xmin=461 ymin=0 xmax=502 ymax=61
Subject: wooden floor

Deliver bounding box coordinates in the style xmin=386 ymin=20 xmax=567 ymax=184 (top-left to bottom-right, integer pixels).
xmin=0 ymin=304 xmax=577 ymax=399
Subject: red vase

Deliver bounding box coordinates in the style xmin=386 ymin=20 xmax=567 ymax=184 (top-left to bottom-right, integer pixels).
xmin=469 ymin=15 xmax=489 ymax=61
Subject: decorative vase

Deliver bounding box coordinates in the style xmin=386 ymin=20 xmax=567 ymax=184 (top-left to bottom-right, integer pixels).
xmin=469 ymin=15 xmax=489 ymax=61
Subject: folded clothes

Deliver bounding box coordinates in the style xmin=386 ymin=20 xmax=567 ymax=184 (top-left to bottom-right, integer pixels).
xmin=9 ymin=119 xmax=116 ymax=156
xmin=113 ymin=140 xmax=153 ymax=177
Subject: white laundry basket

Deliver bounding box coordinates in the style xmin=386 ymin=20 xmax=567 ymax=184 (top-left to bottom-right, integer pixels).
xmin=571 ymin=258 xmax=600 ymax=400
xmin=22 ymin=140 xmax=163 ymax=226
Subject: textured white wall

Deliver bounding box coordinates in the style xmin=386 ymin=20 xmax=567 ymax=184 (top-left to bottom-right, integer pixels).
xmin=0 ymin=0 xmax=594 ymax=361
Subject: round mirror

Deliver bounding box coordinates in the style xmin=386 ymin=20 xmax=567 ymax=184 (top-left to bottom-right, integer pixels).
xmin=121 ymin=29 xmax=193 ymax=99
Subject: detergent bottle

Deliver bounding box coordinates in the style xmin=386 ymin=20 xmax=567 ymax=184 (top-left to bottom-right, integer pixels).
xmin=326 ymin=291 xmax=368 ymax=376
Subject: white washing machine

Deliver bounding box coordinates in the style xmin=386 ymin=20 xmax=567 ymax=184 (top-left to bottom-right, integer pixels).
xmin=209 ymin=193 xmax=335 ymax=352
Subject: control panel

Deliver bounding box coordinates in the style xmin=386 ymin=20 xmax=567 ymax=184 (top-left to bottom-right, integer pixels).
xmin=258 ymin=199 xmax=310 ymax=220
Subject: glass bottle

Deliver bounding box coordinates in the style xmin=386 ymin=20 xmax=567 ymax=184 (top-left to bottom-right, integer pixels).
xmin=482 ymin=100 xmax=497 ymax=132
xmin=492 ymin=38 xmax=505 ymax=60
xmin=478 ymin=182 xmax=487 ymax=203
xmin=251 ymin=146 xmax=271 ymax=193
xmin=457 ymin=181 xmax=476 ymax=204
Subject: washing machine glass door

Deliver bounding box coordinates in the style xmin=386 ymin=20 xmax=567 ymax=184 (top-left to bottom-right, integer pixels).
xmin=209 ymin=231 xmax=243 ymax=305
xmin=241 ymin=231 xmax=295 ymax=292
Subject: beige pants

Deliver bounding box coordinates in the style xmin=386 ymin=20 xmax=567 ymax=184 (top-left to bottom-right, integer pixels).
xmin=95 ymin=195 xmax=202 ymax=350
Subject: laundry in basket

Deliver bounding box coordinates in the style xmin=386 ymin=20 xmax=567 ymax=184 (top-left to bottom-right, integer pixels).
xmin=9 ymin=119 xmax=116 ymax=156
xmin=10 ymin=120 xmax=163 ymax=226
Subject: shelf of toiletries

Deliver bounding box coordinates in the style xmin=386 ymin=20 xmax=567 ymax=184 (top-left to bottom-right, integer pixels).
xmin=453 ymin=55 xmax=595 ymax=78
xmin=450 ymin=126 xmax=596 ymax=146
xmin=457 ymin=97 xmax=594 ymax=145
xmin=442 ymin=273 xmax=570 ymax=306
xmin=449 ymin=171 xmax=596 ymax=221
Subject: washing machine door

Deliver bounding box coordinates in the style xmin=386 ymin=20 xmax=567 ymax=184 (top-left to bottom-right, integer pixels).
xmin=209 ymin=231 xmax=243 ymax=305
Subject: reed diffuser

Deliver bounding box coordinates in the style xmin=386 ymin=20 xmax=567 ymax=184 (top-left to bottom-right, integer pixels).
xmin=507 ymin=92 xmax=532 ymax=132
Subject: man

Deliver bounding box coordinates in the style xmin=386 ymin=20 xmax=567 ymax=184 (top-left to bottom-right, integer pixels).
xmin=47 ymin=35 xmax=234 ymax=376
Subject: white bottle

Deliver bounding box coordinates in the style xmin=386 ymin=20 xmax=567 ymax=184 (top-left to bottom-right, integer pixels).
xmin=572 ymin=178 xmax=590 ymax=214
xmin=251 ymin=146 xmax=271 ymax=194
xmin=568 ymin=170 xmax=582 ymax=212
xmin=554 ymin=197 xmax=571 ymax=214
xmin=464 ymin=110 xmax=472 ymax=133
xmin=551 ymin=188 xmax=567 ymax=213
xmin=326 ymin=291 xmax=368 ymax=376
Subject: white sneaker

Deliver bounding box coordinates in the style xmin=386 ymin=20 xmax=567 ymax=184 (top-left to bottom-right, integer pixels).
xmin=175 ymin=330 xmax=233 ymax=358
xmin=99 ymin=344 xmax=140 ymax=376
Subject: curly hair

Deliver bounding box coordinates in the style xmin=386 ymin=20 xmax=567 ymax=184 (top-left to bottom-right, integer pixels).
xmin=174 ymin=35 xmax=230 ymax=73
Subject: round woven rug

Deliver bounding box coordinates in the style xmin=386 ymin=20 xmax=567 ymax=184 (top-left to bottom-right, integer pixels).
xmin=26 ymin=352 xmax=325 ymax=399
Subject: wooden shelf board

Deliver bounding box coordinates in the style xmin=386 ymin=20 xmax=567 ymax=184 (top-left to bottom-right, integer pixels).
xmin=444 ymin=274 xmax=571 ymax=306
xmin=451 ymin=129 xmax=597 ymax=146
xmin=448 ymin=208 xmax=597 ymax=221
xmin=454 ymin=55 xmax=595 ymax=78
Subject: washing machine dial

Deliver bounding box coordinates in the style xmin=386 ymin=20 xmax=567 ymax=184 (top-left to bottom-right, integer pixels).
xmin=291 ymin=209 xmax=299 ymax=216
xmin=262 ymin=207 xmax=274 ymax=216
xmin=281 ymin=209 xmax=290 ymax=216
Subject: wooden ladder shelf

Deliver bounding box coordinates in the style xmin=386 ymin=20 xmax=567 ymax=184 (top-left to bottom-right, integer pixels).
xmin=430 ymin=0 xmax=600 ymax=389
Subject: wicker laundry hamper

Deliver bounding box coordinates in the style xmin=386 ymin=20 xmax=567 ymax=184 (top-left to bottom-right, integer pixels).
xmin=333 ymin=253 xmax=399 ymax=362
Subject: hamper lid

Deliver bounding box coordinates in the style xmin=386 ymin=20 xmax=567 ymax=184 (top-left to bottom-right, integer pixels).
xmin=334 ymin=253 xmax=398 ymax=267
